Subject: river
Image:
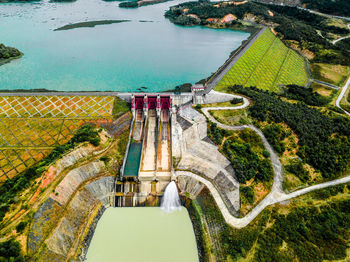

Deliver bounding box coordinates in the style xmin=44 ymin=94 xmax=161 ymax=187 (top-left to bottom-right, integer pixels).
xmin=85 ymin=207 xmax=199 ymax=262
xmin=0 ymin=0 xmax=249 ymax=92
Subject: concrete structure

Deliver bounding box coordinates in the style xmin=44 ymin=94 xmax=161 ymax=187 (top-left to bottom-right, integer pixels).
xmin=116 ymin=94 xmax=174 ymax=206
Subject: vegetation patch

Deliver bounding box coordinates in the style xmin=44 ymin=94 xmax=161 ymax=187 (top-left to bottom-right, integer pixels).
xmin=229 ymin=85 xmax=350 ymax=180
xmin=190 ymin=184 xmax=350 ymax=261
xmin=310 ymin=82 xmax=335 ymax=97
xmin=300 ymin=0 xmax=350 ymax=17
xmin=112 ymin=97 xmax=129 ymax=119
xmin=0 ymin=96 xmax=115 ymax=182
xmin=0 ymin=238 xmax=24 ymax=261
xmin=281 ymin=84 xmax=331 ymax=106
xmin=210 ymin=108 xmax=252 ymax=126
xmin=311 ymin=63 xmax=350 ymax=87
xmin=0 ymin=43 xmax=22 ymax=66
xmin=54 ymin=20 xmax=130 ymax=31
xmin=207 ymin=124 xmax=273 ymax=214
xmin=165 ymin=1 xmax=350 ymax=86
xmin=0 ymin=124 xmax=100 ymax=222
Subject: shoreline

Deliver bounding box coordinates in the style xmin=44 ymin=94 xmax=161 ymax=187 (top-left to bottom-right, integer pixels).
xmin=0 ymin=53 xmax=23 ymax=67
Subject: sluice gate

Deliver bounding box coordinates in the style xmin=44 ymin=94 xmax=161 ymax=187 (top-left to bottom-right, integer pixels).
xmin=115 ymin=94 xmax=173 ymax=206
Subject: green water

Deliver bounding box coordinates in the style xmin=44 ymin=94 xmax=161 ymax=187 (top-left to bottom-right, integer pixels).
xmin=123 ymin=142 xmax=142 ymax=177
xmin=0 ymin=0 xmax=249 ymax=92
xmin=86 ymin=207 xmax=198 ymax=262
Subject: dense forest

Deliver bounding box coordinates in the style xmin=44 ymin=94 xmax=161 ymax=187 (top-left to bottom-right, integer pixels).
xmin=165 ymin=1 xmax=350 ymax=65
xmin=300 ymin=0 xmax=350 ymax=17
xmin=0 ymin=44 xmax=22 ymax=61
xmin=208 ymin=123 xmax=273 ymax=184
xmin=228 ymin=85 xmax=350 ymax=179
xmin=0 ymin=238 xmax=24 ymax=262
xmin=191 ymin=184 xmax=350 ymax=262
xmin=0 ymin=125 xmax=100 ymax=222
xmin=281 ymin=84 xmax=330 ymax=106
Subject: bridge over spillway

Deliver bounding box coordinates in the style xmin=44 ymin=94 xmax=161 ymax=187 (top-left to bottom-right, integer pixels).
xmin=116 ymin=94 xmax=174 ymax=206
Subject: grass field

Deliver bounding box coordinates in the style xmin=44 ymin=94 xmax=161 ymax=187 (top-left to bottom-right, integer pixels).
xmin=0 ymin=96 xmax=116 ymax=183
xmin=215 ymin=29 xmax=309 ymax=92
xmin=310 ymin=63 xmax=350 ymax=87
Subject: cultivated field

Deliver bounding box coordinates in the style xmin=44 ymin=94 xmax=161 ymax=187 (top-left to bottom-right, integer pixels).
xmin=216 ymin=29 xmax=309 ymax=92
xmin=0 ymin=96 xmax=115 ymax=183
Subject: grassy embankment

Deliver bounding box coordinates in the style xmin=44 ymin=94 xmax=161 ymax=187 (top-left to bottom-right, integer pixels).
xmin=216 ymin=29 xmax=308 ymax=92
xmin=187 ymin=183 xmax=350 ymax=262
xmin=0 ymin=97 xmax=130 ymax=261
xmin=165 ymin=1 xmax=350 ymax=88
xmin=0 ymin=96 xmax=120 ymax=183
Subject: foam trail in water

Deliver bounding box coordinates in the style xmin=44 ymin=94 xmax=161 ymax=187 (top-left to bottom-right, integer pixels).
xmin=161 ymin=181 xmax=181 ymax=212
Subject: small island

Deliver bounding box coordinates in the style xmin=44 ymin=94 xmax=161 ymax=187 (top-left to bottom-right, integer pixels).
xmin=0 ymin=43 xmax=22 ymax=66
xmin=119 ymin=0 xmax=170 ymax=9
xmin=54 ymin=20 xmax=131 ymax=31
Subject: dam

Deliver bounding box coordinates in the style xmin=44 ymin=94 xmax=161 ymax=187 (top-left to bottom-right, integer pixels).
xmin=115 ymin=94 xmax=175 ymax=206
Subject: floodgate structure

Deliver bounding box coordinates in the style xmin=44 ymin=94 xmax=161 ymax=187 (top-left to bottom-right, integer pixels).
xmin=116 ymin=94 xmax=174 ymax=206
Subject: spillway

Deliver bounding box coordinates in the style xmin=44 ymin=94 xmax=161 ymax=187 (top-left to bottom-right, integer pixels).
xmin=115 ymin=94 xmax=173 ymax=206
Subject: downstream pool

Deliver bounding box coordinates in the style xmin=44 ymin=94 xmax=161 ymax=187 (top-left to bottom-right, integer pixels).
xmin=86 ymin=207 xmax=198 ymax=262
xmin=0 ymin=0 xmax=249 ymax=92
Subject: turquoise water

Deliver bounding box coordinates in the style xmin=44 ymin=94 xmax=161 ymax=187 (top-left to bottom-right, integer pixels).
xmin=0 ymin=0 xmax=249 ymax=92
xmin=123 ymin=142 xmax=142 ymax=176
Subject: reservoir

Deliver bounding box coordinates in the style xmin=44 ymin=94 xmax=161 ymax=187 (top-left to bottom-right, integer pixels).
xmin=0 ymin=0 xmax=249 ymax=92
xmin=85 ymin=207 xmax=199 ymax=262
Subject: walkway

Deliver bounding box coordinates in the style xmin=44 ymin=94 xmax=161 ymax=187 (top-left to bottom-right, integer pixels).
xmin=311 ymin=79 xmax=340 ymax=90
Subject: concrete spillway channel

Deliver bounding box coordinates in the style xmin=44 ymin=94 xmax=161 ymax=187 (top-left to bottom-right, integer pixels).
xmin=116 ymin=97 xmax=172 ymax=206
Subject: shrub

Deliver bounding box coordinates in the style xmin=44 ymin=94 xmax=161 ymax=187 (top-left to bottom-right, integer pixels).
xmin=15 ymin=222 xmax=26 ymax=233
xmin=285 ymin=160 xmax=309 ymax=183
xmin=195 ymin=104 xmax=202 ymax=110
xmin=0 ymin=239 xmax=23 ymax=261
xmin=241 ymin=186 xmax=254 ymax=204
xmin=230 ymin=97 xmax=244 ymax=105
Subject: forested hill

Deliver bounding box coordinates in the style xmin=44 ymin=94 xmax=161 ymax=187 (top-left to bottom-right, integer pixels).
xmin=0 ymin=44 xmax=22 ymax=63
xmin=165 ymin=1 xmax=350 ymax=66
xmin=300 ymin=0 xmax=350 ymax=17
xmin=230 ymin=85 xmax=350 ymax=180
xmin=252 ymin=0 xmax=350 ymax=17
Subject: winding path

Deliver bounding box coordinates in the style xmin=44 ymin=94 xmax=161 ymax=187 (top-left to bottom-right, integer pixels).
xmin=175 ymin=91 xmax=350 ymax=229
xmin=332 ymin=24 xmax=350 ymax=45
xmin=336 ymin=74 xmax=350 ymax=116
xmin=201 ymin=98 xmax=284 ymax=194
xmin=175 ymin=171 xmax=350 ymax=229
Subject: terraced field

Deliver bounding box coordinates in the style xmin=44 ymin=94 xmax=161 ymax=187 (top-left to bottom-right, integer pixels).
xmin=0 ymin=96 xmax=115 ymax=183
xmin=216 ymin=29 xmax=309 ymax=92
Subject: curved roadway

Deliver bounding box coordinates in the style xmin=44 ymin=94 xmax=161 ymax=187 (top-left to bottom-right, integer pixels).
xmin=175 ymin=91 xmax=350 ymax=229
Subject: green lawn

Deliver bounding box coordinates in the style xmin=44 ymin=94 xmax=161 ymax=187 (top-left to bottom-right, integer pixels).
xmin=216 ymin=29 xmax=309 ymax=92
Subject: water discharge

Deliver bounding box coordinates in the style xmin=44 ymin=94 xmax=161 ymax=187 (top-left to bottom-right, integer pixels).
xmin=86 ymin=208 xmax=198 ymax=262
xmin=161 ymin=181 xmax=181 ymax=212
